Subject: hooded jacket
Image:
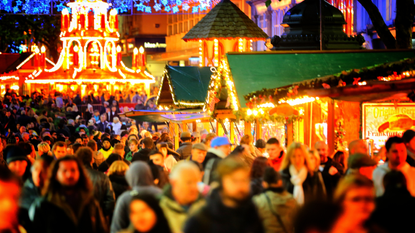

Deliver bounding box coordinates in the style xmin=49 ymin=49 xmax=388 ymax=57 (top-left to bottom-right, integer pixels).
xmin=110 ymin=161 xmax=162 ymax=233
xmin=253 ymin=188 xmax=298 ymax=233
xmin=159 ymin=184 xmax=205 ymax=233
xmin=184 ymin=188 xmax=264 ymax=233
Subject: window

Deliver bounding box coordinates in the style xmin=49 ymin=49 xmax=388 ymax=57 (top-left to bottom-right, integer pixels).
xmin=179 ymin=23 xmax=183 ymax=33
xmin=174 ymin=24 xmax=177 ymax=34
xmin=184 ymin=21 xmax=188 ymax=32
xmin=168 ymin=25 xmax=172 ymax=35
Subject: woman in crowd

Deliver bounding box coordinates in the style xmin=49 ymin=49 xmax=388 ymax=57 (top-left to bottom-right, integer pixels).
xmin=280 ymin=142 xmax=326 ymax=205
xmin=240 ymin=134 xmax=262 ymax=158
xmin=331 ymin=175 xmax=377 ymax=233
xmin=119 ymin=194 xmax=171 ymax=233
xmin=98 ymin=153 xmax=123 ymax=173
xmin=37 ymin=142 xmax=52 ymax=158
xmin=250 ymin=156 xmax=269 ymax=196
xmin=108 ymin=161 xmax=130 ymax=200
xmin=157 ymin=143 xmax=178 ymax=171
xmin=112 ymin=117 xmax=122 ymax=136
xmin=333 ymin=150 xmax=346 ymax=171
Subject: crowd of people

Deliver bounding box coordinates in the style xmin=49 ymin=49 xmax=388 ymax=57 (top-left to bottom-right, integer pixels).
xmin=1 ymin=87 xmax=415 ymax=233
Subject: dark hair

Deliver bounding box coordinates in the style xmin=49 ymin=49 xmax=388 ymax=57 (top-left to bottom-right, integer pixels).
xmin=216 ymin=157 xmax=248 ymax=186
xmin=250 ymin=157 xmax=269 ymax=179
xmin=44 ymin=156 xmax=92 ymax=195
xmin=52 ymin=141 xmax=67 ymax=151
xmin=383 ymin=170 xmax=407 ymax=191
xmin=266 ymin=138 xmax=280 ymax=145
xmin=294 ymin=201 xmax=342 ymax=233
xmin=332 ymin=150 xmax=345 ymax=167
xmin=385 ymin=136 xmax=405 ymax=152
xmin=121 ymin=131 xmax=129 ymax=138
xmin=0 ymin=165 xmax=21 ymax=186
xmin=142 ymin=137 xmax=154 ymax=150
xmin=71 ymin=143 xmax=82 ymax=154
xmin=263 ymin=167 xmax=281 ymax=184
xmin=129 ymin=193 xmax=172 ymax=233
xmin=76 ymin=147 xmax=94 ymax=165
xmin=149 ymin=150 xmax=163 ymax=158
xmin=87 ymin=140 xmax=97 ymax=151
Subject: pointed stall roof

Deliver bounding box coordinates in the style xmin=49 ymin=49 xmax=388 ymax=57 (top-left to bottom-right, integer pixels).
xmin=182 ymin=0 xmax=268 ymax=41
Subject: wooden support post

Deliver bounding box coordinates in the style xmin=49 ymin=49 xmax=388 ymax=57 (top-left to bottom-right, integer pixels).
xmin=217 ymin=119 xmax=225 ymax=136
xmin=182 ymin=123 xmax=188 ymax=132
xmin=230 ymin=121 xmax=235 ymax=145
xmin=327 ymin=99 xmax=335 ymax=156
xmin=192 ymin=122 xmax=197 ymax=132
xmin=256 ymin=119 xmax=262 ymax=141
xmin=174 ymin=123 xmax=179 ymax=150
xmin=244 ymin=121 xmax=251 ymax=136
xmin=304 ymin=102 xmax=311 ymax=147
xmin=286 ymin=122 xmax=293 ymax=146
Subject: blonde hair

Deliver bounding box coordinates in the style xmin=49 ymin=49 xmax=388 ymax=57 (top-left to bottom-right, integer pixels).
xmin=107 ymin=161 xmax=129 ymax=176
xmin=113 ymin=117 xmax=120 ymax=123
xmin=240 ymin=134 xmax=253 ymax=145
xmin=280 ymin=142 xmax=313 ymax=174
xmin=37 ymin=142 xmax=51 ymax=154
xmin=308 ymin=149 xmax=320 ymax=172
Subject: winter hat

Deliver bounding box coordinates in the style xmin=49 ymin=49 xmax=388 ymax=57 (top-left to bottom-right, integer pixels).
xmin=6 ymin=146 xmax=28 ymax=164
xmin=403 ymin=129 xmax=415 ymax=143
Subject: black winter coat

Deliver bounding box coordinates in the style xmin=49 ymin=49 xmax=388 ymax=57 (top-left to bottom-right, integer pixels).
xmin=85 ymin=165 xmax=115 ymax=216
xmin=131 ymin=148 xmax=152 ymax=162
xmin=109 ymin=174 xmax=130 ymax=200
xmin=320 ymin=157 xmax=344 ymax=199
xmin=184 ymin=188 xmax=264 ymax=233
xmin=280 ymin=168 xmax=326 ymax=203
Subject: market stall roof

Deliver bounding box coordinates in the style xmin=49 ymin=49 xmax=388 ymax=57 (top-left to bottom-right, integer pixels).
xmin=226 ymin=50 xmax=415 ymax=106
xmin=182 ymin=0 xmax=268 ymax=41
xmin=157 ymin=65 xmax=213 ymax=108
xmin=120 ymin=110 xmax=209 ymax=123
xmin=161 ymin=113 xmax=210 ymax=123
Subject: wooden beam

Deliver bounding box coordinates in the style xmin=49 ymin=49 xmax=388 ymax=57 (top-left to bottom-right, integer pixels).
xmin=174 ymin=123 xmax=179 ymax=150
xmin=255 ymin=119 xmax=262 ymax=141
xmin=244 ymin=121 xmax=251 ymax=136
xmin=327 ymin=99 xmax=335 ymax=156
xmin=286 ymin=122 xmax=293 ymax=146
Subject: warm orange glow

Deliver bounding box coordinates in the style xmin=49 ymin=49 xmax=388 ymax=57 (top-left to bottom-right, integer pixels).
xmin=41 ymin=46 xmax=46 ymax=53
xmin=93 ymin=84 xmax=98 ymax=92
xmin=133 ymin=47 xmax=138 ymax=55
xmin=117 ymin=45 xmax=121 ymax=53
xmin=73 ymin=45 xmax=79 ymax=52
xmin=139 ymin=46 xmax=144 ymax=54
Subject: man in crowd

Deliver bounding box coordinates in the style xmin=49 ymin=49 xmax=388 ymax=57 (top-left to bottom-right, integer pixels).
xmin=17 ymin=110 xmax=31 ymax=130
xmin=403 ymin=129 xmax=415 ymax=167
xmin=189 ymin=143 xmax=208 ymax=165
xmin=347 ymin=139 xmax=368 ymax=167
xmin=160 ymin=161 xmax=205 ymax=233
xmin=97 ymin=114 xmax=110 ymax=132
xmin=99 ymin=138 xmax=114 ymax=160
xmin=184 ymin=157 xmax=264 ymax=233
xmin=203 ymin=136 xmax=232 ymax=184
xmin=76 ymin=147 xmax=115 ymax=220
xmin=21 ymin=132 xmax=30 ymax=143
xmin=132 ymin=137 xmax=154 ymax=162
xmin=176 ymin=132 xmax=193 ymax=160
xmin=266 ymin=138 xmax=284 ymax=171
xmin=52 ymin=141 xmax=67 ymax=159
xmin=373 ymin=136 xmax=415 ymax=196
xmin=315 ymin=141 xmax=343 ymax=199
xmin=0 ymin=167 xmax=22 ymax=233
xmin=30 ymin=156 xmax=107 ymax=232
xmin=125 ymin=138 xmax=139 ymax=162
xmin=6 ymin=146 xmax=30 ymax=182
xmin=347 ymin=153 xmax=377 ymax=179
xmin=255 ymin=139 xmax=266 ymax=156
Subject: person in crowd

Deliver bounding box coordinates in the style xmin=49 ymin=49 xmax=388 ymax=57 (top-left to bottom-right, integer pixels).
xmin=184 ymin=157 xmax=264 ymax=233
xmin=19 ymin=155 xmax=54 ymax=230
xmin=192 ymin=131 xmax=201 ymax=143
xmin=158 ymin=143 xmax=178 ymax=172
xmin=330 ymin=175 xmax=377 ymax=233
xmin=240 ymin=134 xmax=262 ymax=158
xmin=347 ymin=153 xmax=377 ymax=180
xmin=76 ymin=147 xmax=115 ymax=220
xmin=403 ymin=129 xmax=415 ymax=167
xmin=37 ymin=142 xmax=52 ymax=158
xmin=6 ymin=146 xmax=31 ymax=182
xmin=125 ymin=138 xmax=139 ymax=162
xmin=160 ymin=161 xmax=205 ymax=233
xmin=203 ymin=136 xmax=232 ymax=184
xmin=314 ymin=141 xmax=343 ymax=199
xmin=132 ymin=92 xmax=140 ymax=103
xmin=189 ymin=143 xmax=208 ymax=164
xmin=99 ymin=138 xmax=113 ymax=160
xmin=113 ymin=143 xmax=128 ymax=162
xmin=52 ymin=141 xmax=67 ymax=159
xmin=97 ymin=114 xmax=110 ymax=132
xmin=21 ymin=132 xmax=30 ymax=143
xmin=111 ymin=161 xmax=162 ymax=233
xmin=71 ymin=143 xmax=82 ymax=154
xmin=108 ymin=106 xmax=118 ymax=123
xmin=17 ymin=110 xmax=31 ymax=132
xmin=98 ymin=153 xmax=123 ymax=173
xmin=176 ymin=132 xmax=193 ymax=160
xmin=202 ymin=133 xmax=216 ymax=149
xmin=149 ymin=151 xmax=165 ymax=169
xmin=294 ymin=201 xmax=342 ymax=233
xmin=347 ymin=139 xmax=369 ymax=167
xmin=87 ymin=140 xmax=104 ymax=167
xmin=30 ymin=156 xmax=107 ymax=233
xmin=333 ymin=150 xmax=346 ymax=170
xmin=255 ymin=139 xmax=266 ymax=156
xmin=3 ymin=109 xmax=17 ymax=133
xmin=266 ymin=138 xmax=284 ymax=171
xmin=119 ymin=194 xmax=172 ymax=233
xmin=370 ymin=170 xmax=415 ymax=233
xmin=107 ymin=161 xmax=130 ymax=200
xmin=250 ymin=156 xmax=269 ymax=196
xmin=253 ymin=167 xmax=298 ymax=233
xmin=112 ymin=117 xmax=122 ymax=135
xmin=280 ymin=142 xmax=326 ymax=205
xmin=373 ymin=136 xmax=415 ymax=196
xmin=132 ymin=137 xmax=154 ymax=162
xmin=0 ymin=167 xmax=23 ymax=233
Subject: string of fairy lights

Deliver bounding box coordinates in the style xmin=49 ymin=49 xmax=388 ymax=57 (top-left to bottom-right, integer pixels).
xmin=0 ymin=0 xmax=219 ymax=14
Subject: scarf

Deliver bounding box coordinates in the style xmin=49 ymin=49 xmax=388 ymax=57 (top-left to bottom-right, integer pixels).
xmin=289 ymin=164 xmax=308 ymax=205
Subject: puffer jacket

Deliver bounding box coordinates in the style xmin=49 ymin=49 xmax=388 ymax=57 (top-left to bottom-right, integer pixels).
xmin=110 ymin=161 xmax=162 ymax=233
xmin=159 ymin=184 xmax=205 ymax=233
xmin=253 ymin=188 xmax=298 ymax=233
xmin=85 ymin=165 xmax=115 ymax=217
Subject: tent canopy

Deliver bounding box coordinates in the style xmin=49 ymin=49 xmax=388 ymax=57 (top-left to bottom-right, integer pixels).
xmin=226 ymin=50 xmax=415 ymax=107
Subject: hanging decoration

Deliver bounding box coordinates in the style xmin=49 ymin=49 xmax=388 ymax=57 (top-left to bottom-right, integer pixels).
xmin=334 ymin=118 xmax=346 ymax=151
xmin=0 ymin=0 xmax=220 ymax=14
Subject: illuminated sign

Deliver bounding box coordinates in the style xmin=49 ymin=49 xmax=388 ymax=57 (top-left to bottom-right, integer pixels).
xmin=144 ymin=42 xmax=166 ymax=49
xmin=362 ymin=103 xmax=415 ymax=149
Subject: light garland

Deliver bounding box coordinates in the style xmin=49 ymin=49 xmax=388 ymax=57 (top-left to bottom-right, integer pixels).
xmin=25 ymin=78 xmax=154 ymax=84
xmin=278 ymin=96 xmax=318 ymax=106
